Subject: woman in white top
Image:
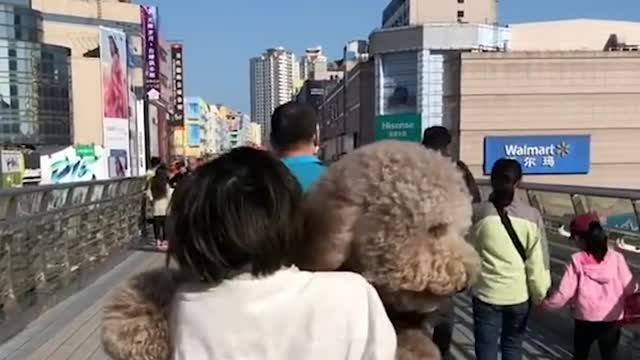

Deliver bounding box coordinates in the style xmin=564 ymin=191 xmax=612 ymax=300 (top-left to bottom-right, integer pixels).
xmin=166 ymin=147 xmax=397 ymax=360
xmin=146 ymin=164 xmax=172 ymax=251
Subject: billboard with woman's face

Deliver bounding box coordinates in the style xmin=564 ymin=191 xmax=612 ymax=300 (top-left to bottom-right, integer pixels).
xmin=100 ymin=27 xmax=130 ymax=177
xmin=101 ymin=27 xmax=129 ymax=119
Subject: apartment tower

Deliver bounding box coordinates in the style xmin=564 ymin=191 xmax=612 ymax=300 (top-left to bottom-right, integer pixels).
xmin=249 ymin=47 xmax=295 ymax=145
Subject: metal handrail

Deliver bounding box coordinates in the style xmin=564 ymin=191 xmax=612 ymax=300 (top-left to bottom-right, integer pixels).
xmin=0 ymin=176 xmax=142 ymax=197
xmin=475 ymin=179 xmax=640 ymax=252
xmin=0 ymin=177 xmax=146 ymax=335
xmin=476 ymin=179 xmax=640 ymax=200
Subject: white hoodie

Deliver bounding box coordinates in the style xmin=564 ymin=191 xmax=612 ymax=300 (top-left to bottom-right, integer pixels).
xmin=170 ymin=267 xmax=397 ymax=360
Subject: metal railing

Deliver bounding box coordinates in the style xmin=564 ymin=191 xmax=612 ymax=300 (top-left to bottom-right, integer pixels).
xmin=0 ymin=177 xmax=145 ymax=330
xmin=477 ymin=180 xmax=640 ymax=244
xmin=478 ymin=180 xmax=640 ymax=351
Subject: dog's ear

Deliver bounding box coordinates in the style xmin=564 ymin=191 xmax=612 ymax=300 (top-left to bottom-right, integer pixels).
xmin=295 ymin=184 xmax=359 ymax=271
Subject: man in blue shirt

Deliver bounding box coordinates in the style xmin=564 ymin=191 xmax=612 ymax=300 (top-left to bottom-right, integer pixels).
xmin=270 ymin=102 xmax=326 ymax=192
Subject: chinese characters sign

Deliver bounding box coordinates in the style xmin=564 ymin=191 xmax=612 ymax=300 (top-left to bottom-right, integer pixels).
xmin=483 ymin=135 xmax=591 ymax=175
xmin=374 ymin=113 xmax=421 ymax=142
xmin=170 ymin=43 xmax=184 ymax=127
xmin=140 ymin=5 xmax=160 ymax=99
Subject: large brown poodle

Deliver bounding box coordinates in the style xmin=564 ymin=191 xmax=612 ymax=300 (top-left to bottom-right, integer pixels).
xmin=297 ymin=140 xmax=480 ymax=359
xmin=101 ymin=140 xmax=480 ymax=360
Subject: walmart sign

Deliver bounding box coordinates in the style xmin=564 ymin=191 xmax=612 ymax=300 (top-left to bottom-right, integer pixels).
xmin=484 ymin=135 xmax=591 ymax=175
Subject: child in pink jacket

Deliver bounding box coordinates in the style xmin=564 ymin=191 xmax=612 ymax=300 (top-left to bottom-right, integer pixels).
xmin=542 ymin=213 xmax=638 ymax=360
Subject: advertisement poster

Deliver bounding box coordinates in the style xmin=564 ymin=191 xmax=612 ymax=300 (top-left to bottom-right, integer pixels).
xmin=109 ymin=150 xmax=128 ymax=177
xmin=100 ymin=26 xmax=131 ymax=178
xmin=171 ymin=43 xmax=184 ymax=127
xmin=380 ymin=52 xmax=418 ymax=116
xmin=483 ymin=135 xmax=591 ymax=175
xmin=0 ymin=150 xmax=24 ymax=188
xmin=40 ymin=146 xmax=108 ymax=184
xmin=141 ymin=5 xmax=160 ymax=99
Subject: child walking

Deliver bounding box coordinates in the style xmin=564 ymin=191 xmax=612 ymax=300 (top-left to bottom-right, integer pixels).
xmin=167 ymin=147 xmax=396 ymax=359
xmin=542 ymin=213 xmax=638 ymax=360
xmin=146 ymin=164 xmax=172 ymax=251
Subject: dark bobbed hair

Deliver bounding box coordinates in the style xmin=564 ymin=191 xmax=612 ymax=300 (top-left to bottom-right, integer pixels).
xmin=421 ymin=126 xmax=452 ymax=152
xmin=167 ymin=147 xmax=304 ymax=283
xmin=270 ymin=102 xmax=318 ymax=152
xmin=149 ymin=156 xmax=161 ymax=168
xmin=579 ymin=221 xmax=609 ymax=263
xmin=150 ymin=164 xmax=169 ymax=199
xmin=490 ymin=159 xmax=523 ymax=209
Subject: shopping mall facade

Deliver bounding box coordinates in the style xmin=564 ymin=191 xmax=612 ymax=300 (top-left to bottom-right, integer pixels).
xmin=370 ymin=19 xmax=640 ymax=189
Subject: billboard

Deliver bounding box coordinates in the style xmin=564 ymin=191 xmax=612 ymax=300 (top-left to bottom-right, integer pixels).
xmin=171 ymin=43 xmax=184 ymax=127
xmin=379 ymin=51 xmax=418 ymax=116
xmin=40 ymin=146 xmax=108 ymax=184
xmin=100 ymin=26 xmax=131 ymax=177
xmin=141 ymin=5 xmax=160 ymax=100
xmin=0 ymin=150 xmax=24 ymax=188
xmin=483 ymin=135 xmax=591 ymax=175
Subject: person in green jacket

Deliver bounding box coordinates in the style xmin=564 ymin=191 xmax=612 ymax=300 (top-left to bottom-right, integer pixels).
xmin=471 ymin=159 xmax=551 ymax=360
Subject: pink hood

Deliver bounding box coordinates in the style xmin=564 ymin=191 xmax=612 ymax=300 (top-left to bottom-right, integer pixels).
xmin=543 ymin=249 xmax=637 ymax=322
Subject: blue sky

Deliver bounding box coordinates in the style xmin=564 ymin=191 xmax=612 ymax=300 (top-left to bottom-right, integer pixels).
xmin=139 ymin=0 xmax=640 ymax=114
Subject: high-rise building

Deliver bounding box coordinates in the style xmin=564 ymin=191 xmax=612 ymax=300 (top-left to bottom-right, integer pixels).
xmin=250 ymin=47 xmax=295 ymax=145
xmin=205 ymin=104 xmax=227 ymax=155
xmin=382 ymin=0 xmax=497 ymax=28
xmin=300 ymin=46 xmax=328 ymax=81
xmin=0 ymin=1 xmax=72 ymax=147
xmin=242 ymin=122 xmax=262 ymax=148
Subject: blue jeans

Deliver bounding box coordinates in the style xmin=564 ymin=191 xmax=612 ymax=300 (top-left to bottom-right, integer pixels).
xmin=473 ymin=297 xmax=531 ymax=360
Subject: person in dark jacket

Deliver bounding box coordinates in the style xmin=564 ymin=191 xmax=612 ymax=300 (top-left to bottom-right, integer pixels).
xmin=421 ymin=126 xmax=481 ymax=359
xmin=422 ymin=126 xmax=481 ymax=203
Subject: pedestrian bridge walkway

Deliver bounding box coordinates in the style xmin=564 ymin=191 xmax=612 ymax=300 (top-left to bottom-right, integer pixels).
xmin=0 ymin=251 xmax=578 ymax=360
xmin=0 ymin=177 xmax=638 ymax=359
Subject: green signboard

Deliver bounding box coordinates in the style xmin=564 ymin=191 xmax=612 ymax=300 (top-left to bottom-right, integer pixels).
xmin=374 ymin=113 xmax=422 ymax=142
xmin=75 ymin=144 xmax=96 ymax=158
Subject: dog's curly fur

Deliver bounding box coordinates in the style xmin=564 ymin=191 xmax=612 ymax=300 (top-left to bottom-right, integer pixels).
xmin=298 ymin=140 xmax=481 ymax=359
xmin=101 ymin=140 xmax=480 ymax=360
xmin=102 ymin=269 xmax=190 ymax=360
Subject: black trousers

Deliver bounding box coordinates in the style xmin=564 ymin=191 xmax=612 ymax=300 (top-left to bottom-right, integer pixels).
xmin=153 ymin=216 xmax=166 ymax=241
xmin=573 ymin=319 xmax=620 ymax=360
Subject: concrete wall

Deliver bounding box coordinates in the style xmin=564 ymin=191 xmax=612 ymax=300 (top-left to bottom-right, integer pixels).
xmin=410 ymin=0 xmax=497 ymax=25
xmin=460 ymin=51 xmax=640 ymax=188
xmin=33 ymin=0 xmax=140 ymax=24
xmin=383 ymin=0 xmax=497 ymax=28
xmin=510 ymin=19 xmax=640 ymax=51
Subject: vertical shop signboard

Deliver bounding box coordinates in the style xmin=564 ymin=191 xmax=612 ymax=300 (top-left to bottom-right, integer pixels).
xmin=171 ymin=43 xmax=184 ymax=127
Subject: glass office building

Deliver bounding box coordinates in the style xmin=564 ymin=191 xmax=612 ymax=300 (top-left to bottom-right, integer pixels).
xmin=0 ymin=2 xmax=72 ymax=146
